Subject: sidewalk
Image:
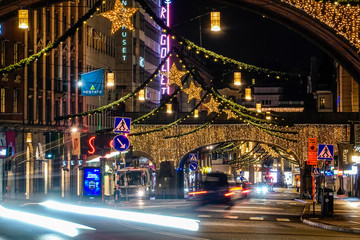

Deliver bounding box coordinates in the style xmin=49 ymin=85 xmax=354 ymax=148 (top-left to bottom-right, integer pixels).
xmin=296 ymin=196 xmax=360 ymax=234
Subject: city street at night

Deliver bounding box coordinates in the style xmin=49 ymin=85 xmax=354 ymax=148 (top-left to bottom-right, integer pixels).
xmin=1 ymin=0 xmax=360 ymax=239
xmin=1 ymin=189 xmax=360 ymax=239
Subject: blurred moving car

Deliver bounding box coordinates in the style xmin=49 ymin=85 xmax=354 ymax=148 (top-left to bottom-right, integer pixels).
xmin=253 ymin=182 xmax=270 ymax=197
xmin=189 ymin=172 xmax=234 ymax=205
xmin=229 ymin=181 xmax=252 ymax=200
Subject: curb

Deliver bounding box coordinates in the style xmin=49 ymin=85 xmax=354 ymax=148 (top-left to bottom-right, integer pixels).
xmin=301 ymin=217 xmax=360 ymax=234
xmin=299 ymin=202 xmax=360 ymax=234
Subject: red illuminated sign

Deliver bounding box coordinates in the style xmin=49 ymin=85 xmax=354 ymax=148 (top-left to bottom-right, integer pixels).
xmin=88 ymin=136 xmax=96 ymax=155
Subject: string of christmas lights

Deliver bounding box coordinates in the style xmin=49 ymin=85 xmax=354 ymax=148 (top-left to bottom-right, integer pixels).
xmin=164 ymin=114 xmax=220 ymax=139
xmin=0 ymin=0 xmax=103 ymax=75
xmin=130 ymin=92 xmax=209 ymax=136
xmin=56 ymin=51 xmax=172 ymax=120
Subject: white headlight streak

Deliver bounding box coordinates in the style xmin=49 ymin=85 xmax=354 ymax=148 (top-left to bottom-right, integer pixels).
xmin=0 ymin=205 xmax=95 ymax=237
xmin=40 ymin=201 xmax=200 ymax=231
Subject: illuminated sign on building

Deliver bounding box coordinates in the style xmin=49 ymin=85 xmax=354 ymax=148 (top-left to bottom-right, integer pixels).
xmin=121 ymin=0 xmax=128 ymax=62
xmin=160 ymin=0 xmax=171 ymax=95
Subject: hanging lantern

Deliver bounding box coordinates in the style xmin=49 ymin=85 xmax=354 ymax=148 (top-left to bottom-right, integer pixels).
xmin=266 ymin=112 xmax=271 ymax=120
xmin=210 ymin=12 xmax=221 ymax=32
xmin=252 ymin=78 xmax=256 ymax=85
xmin=18 ymin=10 xmax=29 ymax=29
xmin=26 ymin=132 xmax=32 ymax=143
xmin=194 ymin=109 xmax=199 ymax=118
xmin=107 ymin=72 xmax=114 ymax=87
xmin=234 ymin=72 xmax=241 ymax=86
xmin=138 ymin=89 xmax=145 ymax=101
xmin=256 ymin=103 xmax=262 ymax=113
xmin=245 ymin=88 xmax=252 ymax=100
xmin=166 ymin=103 xmax=172 ymax=114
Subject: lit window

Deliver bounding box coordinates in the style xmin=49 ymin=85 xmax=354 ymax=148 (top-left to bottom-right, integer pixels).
xmin=1 ymin=88 xmax=5 ymax=112
xmin=1 ymin=41 xmax=5 ymax=66
xmin=320 ymin=97 xmax=325 ymax=109
xmin=14 ymin=43 xmax=18 ymax=63
xmin=13 ymin=89 xmax=19 ymax=113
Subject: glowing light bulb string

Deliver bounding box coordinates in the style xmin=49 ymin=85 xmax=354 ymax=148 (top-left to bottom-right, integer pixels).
xmin=0 ymin=0 xmax=103 ymax=75
xmin=130 ymin=92 xmax=209 ymax=136
xmin=174 ymin=50 xmax=298 ymax=140
xmin=57 ymin=51 xmax=172 ymax=120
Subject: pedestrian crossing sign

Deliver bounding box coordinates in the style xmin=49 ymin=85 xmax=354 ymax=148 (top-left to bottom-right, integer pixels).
xmin=317 ymin=144 xmax=334 ymax=160
xmin=189 ymin=153 xmax=198 ymax=162
xmin=114 ymin=117 xmax=131 ymax=133
xmin=312 ymin=167 xmax=320 ymax=176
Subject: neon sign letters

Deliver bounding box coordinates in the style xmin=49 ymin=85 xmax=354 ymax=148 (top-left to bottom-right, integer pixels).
xmin=121 ymin=0 xmax=128 ymax=62
xmin=160 ymin=0 xmax=171 ymax=95
xmin=88 ymin=136 xmax=96 ymax=155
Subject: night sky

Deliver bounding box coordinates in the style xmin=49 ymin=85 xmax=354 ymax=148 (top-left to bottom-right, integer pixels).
xmin=171 ymin=0 xmax=328 ymax=76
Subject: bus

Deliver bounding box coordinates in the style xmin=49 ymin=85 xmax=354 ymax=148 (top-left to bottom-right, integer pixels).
xmin=116 ymin=165 xmax=156 ymax=200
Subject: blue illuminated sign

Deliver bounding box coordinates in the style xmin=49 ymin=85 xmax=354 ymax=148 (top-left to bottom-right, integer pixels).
xmin=84 ymin=168 xmax=101 ymax=196
xmin=80 ymin=68 xmax=104 ymax=96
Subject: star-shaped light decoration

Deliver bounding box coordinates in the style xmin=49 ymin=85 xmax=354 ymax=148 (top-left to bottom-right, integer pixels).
xmin=182 ymin=81 xmax=203 ymax=102
xmin=100 ymin=0 xmax=138 ymax=34
xmin=162 ymin=62 xmax=187 ymax=88
xmin=203 ymin=96 xmax=221 ymax=115
xmin=223 ymin=109 xmax=237 ymax=120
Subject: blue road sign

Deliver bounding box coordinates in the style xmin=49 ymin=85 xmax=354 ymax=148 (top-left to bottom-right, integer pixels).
xmin=189 ymin=153 xmax=198 ymax=162
xmin=312 ymin=167 xmax=320 ymax=176
xmin=189 ymin=162 xmax=198 ymax=171
xmin=317 ymin=144 xmax=334 ymax=160
xmin=114 ymin=117 xmax=131 ymax=133
xmin=113 ymin=135 xmax=130 ymax=152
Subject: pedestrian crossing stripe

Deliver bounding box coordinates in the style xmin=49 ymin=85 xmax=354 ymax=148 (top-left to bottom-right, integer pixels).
xmin=317 ymin=144 xmax=334 ymax=160
xmin=115 ymin=118 xmax=130 ymax=132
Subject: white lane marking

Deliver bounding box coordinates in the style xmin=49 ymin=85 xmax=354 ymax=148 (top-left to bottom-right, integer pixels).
xmin=224 ymin=216 xmax=238 ymax=219
xmin=121 ymin=221 xmax=209 ymax=240
xmin=197 ymin=208 xmax=300 ymax=216
xmin=250 ymin=217 xmax=264 ymax=221
xmin=348 ymin=221 xmax=360 ymax=224
xmin=197 ymin=215 xmax=210 ymax=218
xmin=276 ymin=218 xmax=291 ymax=222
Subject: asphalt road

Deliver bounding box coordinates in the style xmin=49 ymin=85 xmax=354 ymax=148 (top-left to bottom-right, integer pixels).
xmin=0 ymin=189 xmax=359 ymax=240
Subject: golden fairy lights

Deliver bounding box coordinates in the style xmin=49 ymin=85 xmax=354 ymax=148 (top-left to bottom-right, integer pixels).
xmin=100 ymin=0 xmax=138 ymax=34
xmin=183 ymin=81 xmax=203 ymax=102
xmin=164 ymin=62 xmax=187 ymax=88
xmin=284 ymin=0 xmax=360 ymax=51
xmin=203 ymin=96 xmax=221 ymax=115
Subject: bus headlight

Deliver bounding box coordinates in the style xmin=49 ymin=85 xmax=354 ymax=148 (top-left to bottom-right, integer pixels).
xmin=137 ymin=190 xmax=145 ymax=197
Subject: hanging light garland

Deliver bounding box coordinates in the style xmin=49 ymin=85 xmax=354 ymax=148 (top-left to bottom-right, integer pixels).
xmin=57 ymin=51 xmax=172 ymax=120
xmin=130 ymin=92 xmax=209 ymax=136
xmin=1 ymin=0 xmax=103 ymax=76
xmin=164 ymin=114 xmax=220 ymax=139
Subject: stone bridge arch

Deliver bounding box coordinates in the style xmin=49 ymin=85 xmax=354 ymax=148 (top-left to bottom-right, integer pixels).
xmin=131 ymin=124 xmax=350 ymax=168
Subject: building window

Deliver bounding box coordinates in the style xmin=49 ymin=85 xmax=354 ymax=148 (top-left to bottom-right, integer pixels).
xmin=320 ymin=97 xmax=325 ymax=109
xmin=14 ymin=43 xmax=18 ymax=63
xmin=13 ymin=89 xmax=19 ymax=113
xmin=1 ymin=88 xmax=5 ymax=112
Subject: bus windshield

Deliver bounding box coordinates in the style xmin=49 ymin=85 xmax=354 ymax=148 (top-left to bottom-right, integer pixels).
xmin=119 ymin=170 xmax=148 ymax=186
